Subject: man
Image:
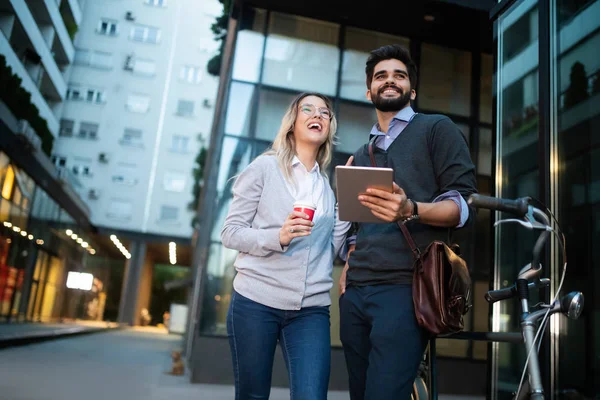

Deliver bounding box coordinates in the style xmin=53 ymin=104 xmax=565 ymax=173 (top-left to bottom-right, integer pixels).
xmin=338 ymin=44 xmax=477 ymax=400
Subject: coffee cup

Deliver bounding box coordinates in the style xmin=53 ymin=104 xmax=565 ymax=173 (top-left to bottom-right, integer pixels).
xmin=293 ymin=201 xmax=316 ymax=222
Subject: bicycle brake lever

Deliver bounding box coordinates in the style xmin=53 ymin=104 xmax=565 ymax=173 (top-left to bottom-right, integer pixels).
xmin=494 ymin=219 xmax=534 ymax=229
xmin=494 ymin=219 xmax=552 ymax=231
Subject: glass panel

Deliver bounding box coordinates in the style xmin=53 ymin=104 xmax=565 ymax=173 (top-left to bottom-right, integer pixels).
xmin=478 ymin=128 xmax=493 ymax=177
xmin=335 ymin=102 xmax=378 ymax=154
xmin=419 ymin=43 xmax=472 ymax=116
xmin=341 ymin=28 xmax=409 ymax=103
xmin=481 ymin=54 xmax=494 ymax=123
xmin=457 ymin=123 xmax=470 ymax=146
xmin=262 ymin=13 xmax=339 ymax=95
xmin=553 ymin=0 xmax=600 ymax=397
xmin=232 ymin=8 xmax=266 ymax=83
xmin=224 ymin=82 xmax=256 ymax=136
xmin=212 ymin=136 xmax=254 ymax=242
xmin=199 ymin=242 xmax=237 ymax=334
xmin=254 ymin=89 xmax=296 ymax=142
xmin=495 ymin=1 xmax=540 ymax=398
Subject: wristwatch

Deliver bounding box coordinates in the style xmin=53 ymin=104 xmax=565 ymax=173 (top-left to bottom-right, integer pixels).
xmin=402 ymin=199 xmax=420 ymax=223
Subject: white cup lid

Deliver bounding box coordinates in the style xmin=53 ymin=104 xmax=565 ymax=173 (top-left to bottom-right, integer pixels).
xmin=293 ymin=201 xmax=316 ymax=209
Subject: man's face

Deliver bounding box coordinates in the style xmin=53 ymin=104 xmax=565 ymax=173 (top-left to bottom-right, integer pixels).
xmin=367 ymin=59 xmax=416 ymax=112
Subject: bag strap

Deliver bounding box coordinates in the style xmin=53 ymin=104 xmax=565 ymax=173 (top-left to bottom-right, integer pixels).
xmin=368 ymin=138 xmax=421 ymax=259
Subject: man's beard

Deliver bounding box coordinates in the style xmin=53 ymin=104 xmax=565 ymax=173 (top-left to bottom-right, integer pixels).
xmin=371 ymin=86 xmax=411 ymax=112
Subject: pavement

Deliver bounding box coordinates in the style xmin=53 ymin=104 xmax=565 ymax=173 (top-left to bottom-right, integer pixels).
xmin=0 ymin=325 xmax=484 ymax=400
xmin=0 ymin=320 xmax=120 ymax=348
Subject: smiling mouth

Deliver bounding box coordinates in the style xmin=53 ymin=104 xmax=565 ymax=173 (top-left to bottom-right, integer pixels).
xmin=380 ymin=86 xmax=401 ymax=95
xmin=307 ymin=122 xmax=323 ymax=132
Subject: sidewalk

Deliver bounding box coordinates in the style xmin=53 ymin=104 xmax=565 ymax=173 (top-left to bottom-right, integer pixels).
xmin=0 ymin=328 xmax=484 ymax=400
xmin=0 ymin=319 xmax=120 ymax=348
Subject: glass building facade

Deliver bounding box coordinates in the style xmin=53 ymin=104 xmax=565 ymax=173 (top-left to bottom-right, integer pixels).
xmin=189 ymin=0 xmax=598 ymax=397
xmin=190 ymin=1 xmax=494 ymax=383
xmin=493 ymin=0 xmax=599 ymax=397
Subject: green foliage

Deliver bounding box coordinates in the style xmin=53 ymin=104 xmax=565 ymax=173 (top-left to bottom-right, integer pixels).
xmin=149 ymin=264 xmax=190 ymax=326
xmin=189 ymin=145 xmax=207 ymax=228
xmin=206 ymin=0 xmax=231 ymax=77
xmin=65 ymin=21 xmax=78 ymax=41
xmin=0 ymin=55 xmax=54 ymax=155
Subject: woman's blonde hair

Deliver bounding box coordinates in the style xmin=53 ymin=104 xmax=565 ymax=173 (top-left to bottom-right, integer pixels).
xmin=263 ymin=92 xmax=338 ymax=183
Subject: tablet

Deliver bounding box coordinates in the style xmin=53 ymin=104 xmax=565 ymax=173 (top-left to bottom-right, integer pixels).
xmin=335 ymin=165 xmax=394 ymax=223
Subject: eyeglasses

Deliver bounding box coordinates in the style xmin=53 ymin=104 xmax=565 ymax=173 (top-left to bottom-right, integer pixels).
xmin=299 ymin=103 xmax=332 ymax=120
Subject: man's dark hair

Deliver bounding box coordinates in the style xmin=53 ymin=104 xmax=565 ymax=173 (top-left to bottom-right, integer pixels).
xmin=365 ymin=44 xmax=418 ymax=90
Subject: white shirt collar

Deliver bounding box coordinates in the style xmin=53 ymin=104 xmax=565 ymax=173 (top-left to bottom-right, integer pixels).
xmin=292 ymin=155 xmax=320 ymax=173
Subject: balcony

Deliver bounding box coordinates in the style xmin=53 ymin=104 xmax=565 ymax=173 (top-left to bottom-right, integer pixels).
xmin=7 ymin=0 xmax=67 ymax=101
xmin=61 ymin=0 xmax=82 ymax=26
xmin=0 ymin=30 xmax=59 ymax=135
xmin=29 ymin=0 xmax=75 ymax=64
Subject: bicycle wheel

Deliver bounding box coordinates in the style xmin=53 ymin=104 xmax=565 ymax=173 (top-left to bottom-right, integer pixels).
xmin=411 ymin=376 xmax=429 ymax=400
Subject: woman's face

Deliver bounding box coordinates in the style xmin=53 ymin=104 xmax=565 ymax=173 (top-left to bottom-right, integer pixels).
xmin=292 ymin=95 xmax=332 ymax=148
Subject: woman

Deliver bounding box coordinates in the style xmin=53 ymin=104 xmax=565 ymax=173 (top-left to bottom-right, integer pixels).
xmin=221 ymin=92 xmax=350 ymax=400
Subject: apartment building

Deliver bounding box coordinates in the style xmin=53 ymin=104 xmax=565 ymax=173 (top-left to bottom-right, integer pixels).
xmin=53 ymin=0 xmax=221 ymax=239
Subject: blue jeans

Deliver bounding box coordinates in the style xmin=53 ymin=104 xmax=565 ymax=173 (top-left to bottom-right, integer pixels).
xmin=227 ymin=290 xmax=331 ymax=400
xmin=339 ymin=284 xmax=428 ymax=400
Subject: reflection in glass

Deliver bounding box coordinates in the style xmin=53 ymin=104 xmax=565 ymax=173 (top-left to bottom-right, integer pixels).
xmin=478 ymin=128 xmax=493 ymax=177
xmin=231 ymin=9 xmax=266 ymax=83
xmin=224 ymin=82 xmax=256 ymax=136
xmin=481 ymin=54 xmax=494 ymax=123
xmin=262 ymin=13 xmax=340 ymax=95
xmin=255 ymin=89 xmax=296 ymax=142
xmin=341 ymin=28 xmax=409 ymax=103
xmin=335 ymin=102 xmax=377 ymax=154
xmin=419 ymin=43 xmax=472 ymax=116
xmin=495 ymin=1 xmax=540 ymax=397
xmin=554 ymin=0 xmax=600 ymax=396
xmin=212 ymin=136 xmax=254 ymax=242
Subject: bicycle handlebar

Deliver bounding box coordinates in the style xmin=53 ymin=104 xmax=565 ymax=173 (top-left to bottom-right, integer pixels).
xmin=467 ymin=194 xmax=530 ymax=217
xmin=485 ymin=278 xmax=551 ymax=304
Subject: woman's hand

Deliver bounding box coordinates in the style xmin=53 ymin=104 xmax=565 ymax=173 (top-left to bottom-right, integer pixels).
xmin=279 ymin=211 xmax=314 ymax=247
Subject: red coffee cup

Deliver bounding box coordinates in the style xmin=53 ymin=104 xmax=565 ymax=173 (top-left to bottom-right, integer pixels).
xmin=293 ymin=201 xmax=316 ymax=222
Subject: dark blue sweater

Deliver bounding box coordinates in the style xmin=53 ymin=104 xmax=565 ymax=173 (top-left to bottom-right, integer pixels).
xmin=346 ymin=113 xmax=477 ymax=286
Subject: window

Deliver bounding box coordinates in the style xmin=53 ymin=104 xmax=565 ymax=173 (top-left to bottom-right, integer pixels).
xmin=132 ymin=58 xmax=156 ymax=76
xmin=74 ymin=48 xmax=113 ymax=69
xmin=76 ymin=122 xmax=98 ymax=140
xmin=261 ymin=13 xmax=340 ymax=95
xmin=112 ymin=175 xmax=138 ymax=186
xmin=159 ymin=205 xmax=179 ymax=221
xmin=419 ymin=43 xmax=472 ymax=116
xmin=51 ymin=155 xmax=66 ymax=167
xmin=67 ymin=86 xmax=106 ymax=104
xmin=179 ymin=66 xmax=203 ymax=84
xmin=126 ymin=94 xmax=150 ymax=113
xmin=59 ymin=119 xmax=74 ymax=137
xmin=97 ymin=19 xmax=118 ymax=36
xmin=176 ymin=100 xmax=194 ymax=116
xmin=145 ymin=0 xmax=166 ymax=6
xmin=72 ymin=164 xmax=92 ymax=177
xmin=170 ymin=135 xmax=189 ymax=153
xmin=120 ymin=128 xmax=144 ymax=147
xmin=130 ymin=25 xmax=161 ymax=44
xmin=163 ymin=172 xmax=186 ymax=192
xmin=107 ymin=199 xmax=132 ymax=220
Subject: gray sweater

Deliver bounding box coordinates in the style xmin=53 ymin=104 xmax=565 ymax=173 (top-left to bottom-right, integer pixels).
xmin=221 ymin=155 xmax=350 ymax=310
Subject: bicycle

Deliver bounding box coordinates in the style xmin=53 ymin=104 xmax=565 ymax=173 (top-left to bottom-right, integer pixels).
xmin=416 ymin=194 xmax=584 ymax=400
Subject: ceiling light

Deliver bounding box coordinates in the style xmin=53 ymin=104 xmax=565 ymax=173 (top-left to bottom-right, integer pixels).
xmin=28 ymin=234 xmax=33 ymax=240
xmin=3 ymin=221 xmax=12 ymax=227
xmin=66 ymin=229 xmax=73 ymax=235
